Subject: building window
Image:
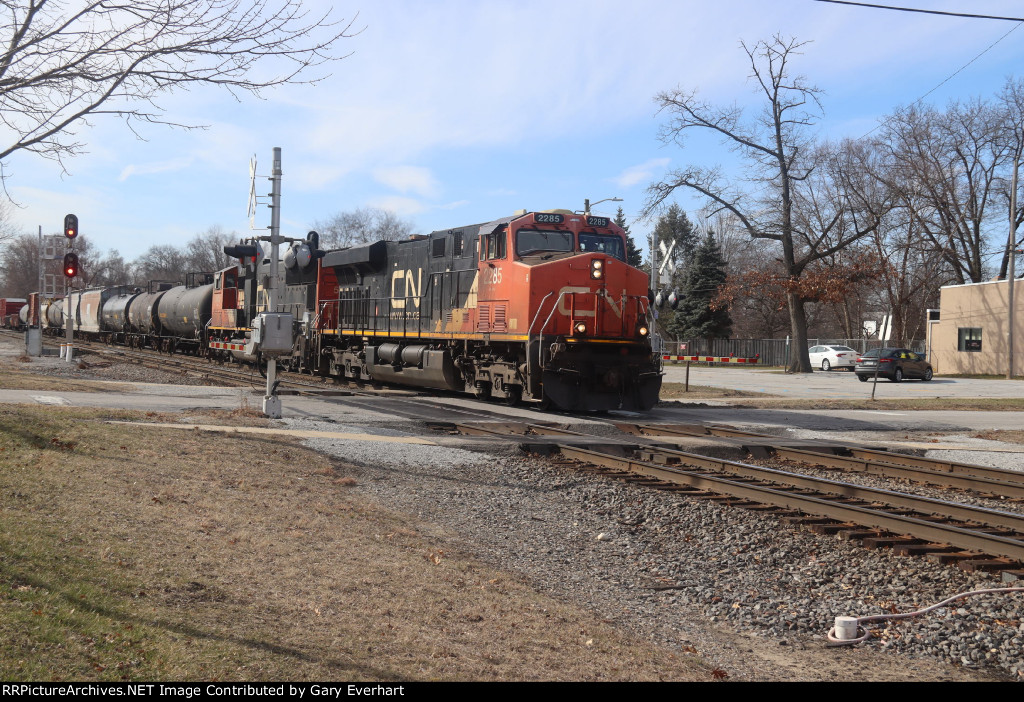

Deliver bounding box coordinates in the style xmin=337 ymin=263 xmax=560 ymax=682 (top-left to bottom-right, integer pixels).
xmin=958 ymin=327 xmax=982 ymax=352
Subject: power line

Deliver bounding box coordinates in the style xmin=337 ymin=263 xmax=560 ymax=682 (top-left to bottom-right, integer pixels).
xmin=814 ymin=0 xmax=1024 ymax=23
xmin=858 ymin=19 xmax=1022 ymax=138
xmin=910 ymin=21 xmax=1022 ymax=107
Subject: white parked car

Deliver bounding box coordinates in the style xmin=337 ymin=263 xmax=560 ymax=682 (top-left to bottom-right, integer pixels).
xmin=808 ymin=345 xmax=858 ymax=371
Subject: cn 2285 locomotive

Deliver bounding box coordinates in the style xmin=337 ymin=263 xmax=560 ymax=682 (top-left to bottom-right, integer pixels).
xmin=210 ymin=209 xmax=663 ymax=411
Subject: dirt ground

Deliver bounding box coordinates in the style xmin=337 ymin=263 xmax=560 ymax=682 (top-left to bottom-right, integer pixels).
xmin=0 ymin=401 xmax=1011 ymax=682
xmin=0 ymin=404 xmax=715 ymax=681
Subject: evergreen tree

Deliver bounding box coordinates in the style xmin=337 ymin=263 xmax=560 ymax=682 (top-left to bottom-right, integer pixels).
xmin=651 ymin=204 xmax=697 ymax=292
xmin=653 ymin=204 xmax=696 ymax=275
xmin=614 ymin=206 xmax=643 ymax=268
xmin=666 ymin=233 xmax=732 ymax=341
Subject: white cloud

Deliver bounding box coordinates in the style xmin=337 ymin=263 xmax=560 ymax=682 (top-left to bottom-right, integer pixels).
xmin=373 ymin=165 xmax=440 ymax=198
xmin=367 ymin=195 xmax=427 ymax=216
xmin=118 ymin=156 xmax=194 ymax=181
xmin=611 ymin=158 xmax=671 ymax=188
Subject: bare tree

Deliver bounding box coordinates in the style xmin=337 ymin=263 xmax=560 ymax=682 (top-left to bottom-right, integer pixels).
xmin=0 ymin=200 xmax=20 ymax=244
xmin=133 ymin=244 xmax=185 ymax=283
xmin=877 ymin=100 xmax=1008 ymax=284
xmin=0 ymin=231 xmax=39 ymax=296
xmin=311 ymin=207 xmax=415 ymax=250
xmin=0 ymin=0 xmax=356 ymax=180
xmin=0 ymin=230 xmax=99 ymax=294
xmin=88 ymin=248 xmax=133 ymax=287
xmin=997 ymin=78 xmax=1024 ymax=280
xmin=643 ymin=36 xmax=881 ymax=372
xmin=185 ymin=225 xmax=236 ymax=272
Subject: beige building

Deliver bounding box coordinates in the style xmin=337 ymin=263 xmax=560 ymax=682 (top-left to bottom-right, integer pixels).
xmin=929 ymin=279 xmax=1024 ymax=375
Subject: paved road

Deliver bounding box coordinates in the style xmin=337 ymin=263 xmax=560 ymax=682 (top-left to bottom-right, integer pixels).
xmin=662 ymin=364 xmax=1024 ymax=399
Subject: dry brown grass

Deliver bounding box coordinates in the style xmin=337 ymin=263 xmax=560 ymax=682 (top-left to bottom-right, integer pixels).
xmin=659 ymin=382 xmax=773 ymax=400
xmin=0 ymin=367 xmax=133 ymax=393
xmin=0 ymin=404 xmax=707 ymax=681
xmin=972 ymin=429 xmax=1024 ymax=445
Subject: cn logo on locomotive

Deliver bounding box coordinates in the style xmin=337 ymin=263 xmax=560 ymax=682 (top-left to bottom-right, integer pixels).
xmin=390 ymin=268 xmax=423 ymax=309
xmin=556 ymin=286 xmax=623 ymax=318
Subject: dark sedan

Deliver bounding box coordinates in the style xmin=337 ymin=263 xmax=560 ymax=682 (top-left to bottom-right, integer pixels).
xmin=855 ymin=348 xmax=933 ymax=382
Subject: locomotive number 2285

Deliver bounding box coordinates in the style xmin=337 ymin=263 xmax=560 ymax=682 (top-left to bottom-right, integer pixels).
xmin=482 ymin=266 xmax=503 ymax=285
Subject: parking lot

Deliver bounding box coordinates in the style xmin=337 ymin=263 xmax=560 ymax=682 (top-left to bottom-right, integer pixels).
xmin=661 ymin=364 xmax=1024 ymax=400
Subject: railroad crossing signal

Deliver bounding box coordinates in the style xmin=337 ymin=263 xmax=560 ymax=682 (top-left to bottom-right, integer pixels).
xmin=62 ymin=252 xmax=79 ymax=278
xmin=64 ymin=214 xmax=79 ymax=239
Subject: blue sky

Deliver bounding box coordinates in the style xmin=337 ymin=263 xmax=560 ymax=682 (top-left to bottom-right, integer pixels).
xmin=5 ymin=0 xmax=1024 ymax=261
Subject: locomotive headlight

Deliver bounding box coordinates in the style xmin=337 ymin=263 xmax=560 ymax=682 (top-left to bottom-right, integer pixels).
xmin=590 ymin=259 xmax=604 ymax=279
xmin=573 ymin=321 xmax=587 ymax=336
xmin=638 ymin=325 xmax=649 ymax=337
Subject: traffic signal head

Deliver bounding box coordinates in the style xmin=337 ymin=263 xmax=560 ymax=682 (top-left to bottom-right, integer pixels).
xmin=63 ymin=252 xmax=79 ymax=278
xmin=64 ymin=214 xmax=78 ymax=239
xmin=223 ymin=244 xmax=259 ymax=260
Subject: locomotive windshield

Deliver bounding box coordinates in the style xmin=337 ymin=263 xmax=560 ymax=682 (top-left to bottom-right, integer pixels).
xmin=578 ymin=233 xmax=626 ymax=261
xmin=516 ymin=229 xmax=574 ymax=256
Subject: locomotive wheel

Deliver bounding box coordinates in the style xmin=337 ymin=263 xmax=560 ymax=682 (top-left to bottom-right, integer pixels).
xmin=504 ymin=386 xmax=522 ymax=407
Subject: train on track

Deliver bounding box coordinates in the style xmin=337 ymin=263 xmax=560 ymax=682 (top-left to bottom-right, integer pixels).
xmin=25 ymin=209 xmax=663 ymax=411
xmin=0 ymin=298 xmax=27 ymax=330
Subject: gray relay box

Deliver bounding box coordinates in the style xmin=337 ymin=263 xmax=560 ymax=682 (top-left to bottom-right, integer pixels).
xmin=247 ymin=312 xmax=294 ymax=356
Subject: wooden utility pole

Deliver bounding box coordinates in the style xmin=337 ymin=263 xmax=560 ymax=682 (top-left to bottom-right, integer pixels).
xmin=1008 ymin=156 xmax=1019 ymax=379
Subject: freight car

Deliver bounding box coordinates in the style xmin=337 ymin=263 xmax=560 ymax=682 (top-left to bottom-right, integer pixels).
xmin=0 ymin=298 xmax=26 ymax=330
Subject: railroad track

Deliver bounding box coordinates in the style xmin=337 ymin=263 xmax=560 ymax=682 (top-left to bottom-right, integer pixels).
xmin=615 ymin=423 xmax=1024 ymax=499
xmin=433 ymin=419 xmax=1024 ymax=576
xmin=37 ymin=335 xmax=374 ymax=395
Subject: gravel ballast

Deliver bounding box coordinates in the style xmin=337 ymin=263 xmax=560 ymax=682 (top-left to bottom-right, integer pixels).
xmin=284 ymin=416 xmax=1023 ymax=681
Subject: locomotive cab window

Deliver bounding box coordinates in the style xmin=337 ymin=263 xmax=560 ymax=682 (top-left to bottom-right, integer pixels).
xmin=432 ymin=237 xmax=446 ymax=258
xmin=453 ymin=232 xmax=464 ymax=257
xmin=515 ymin=229 xmax=573 ymax=257
xmin=578 ymin=233 xmax=626 ymax=261
xmin=482 ymin=229 xmax=507 ymax=261
xmin=215 ymin=269 xmax=234 ymax=290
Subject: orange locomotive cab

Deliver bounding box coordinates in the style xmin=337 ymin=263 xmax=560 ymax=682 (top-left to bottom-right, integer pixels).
xmin=473 ymin=211 xmax=661 ymax=410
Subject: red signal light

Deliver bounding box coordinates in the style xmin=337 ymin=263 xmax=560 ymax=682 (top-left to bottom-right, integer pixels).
xmin=64 ymin=214 xmax=79 ymax=239
xmin=63 ymin=252 xmax=79 ymax=278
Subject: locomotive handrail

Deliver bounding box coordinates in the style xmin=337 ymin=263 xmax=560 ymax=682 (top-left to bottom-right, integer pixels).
xmin=526 ymin=291 xmax=555 ymax=392
xmin=536 ymin=290 xmax=572 ymax=372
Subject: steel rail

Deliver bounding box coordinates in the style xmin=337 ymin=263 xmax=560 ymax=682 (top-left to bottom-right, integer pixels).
xmin=846 ymin=446 xmax=1024 ymax=485
xmin=450 ymin=420 xmax=1024 ymax=535
xmin=636 ymin=445 xmax=1024 ymax=532
xmin=769 ymin=445 xmax=1024 ymax=499
xmin=623 ymin=423 xmax=1024 ymax=495
xmin=557 ymin=445 xmax=1024 ymax=562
